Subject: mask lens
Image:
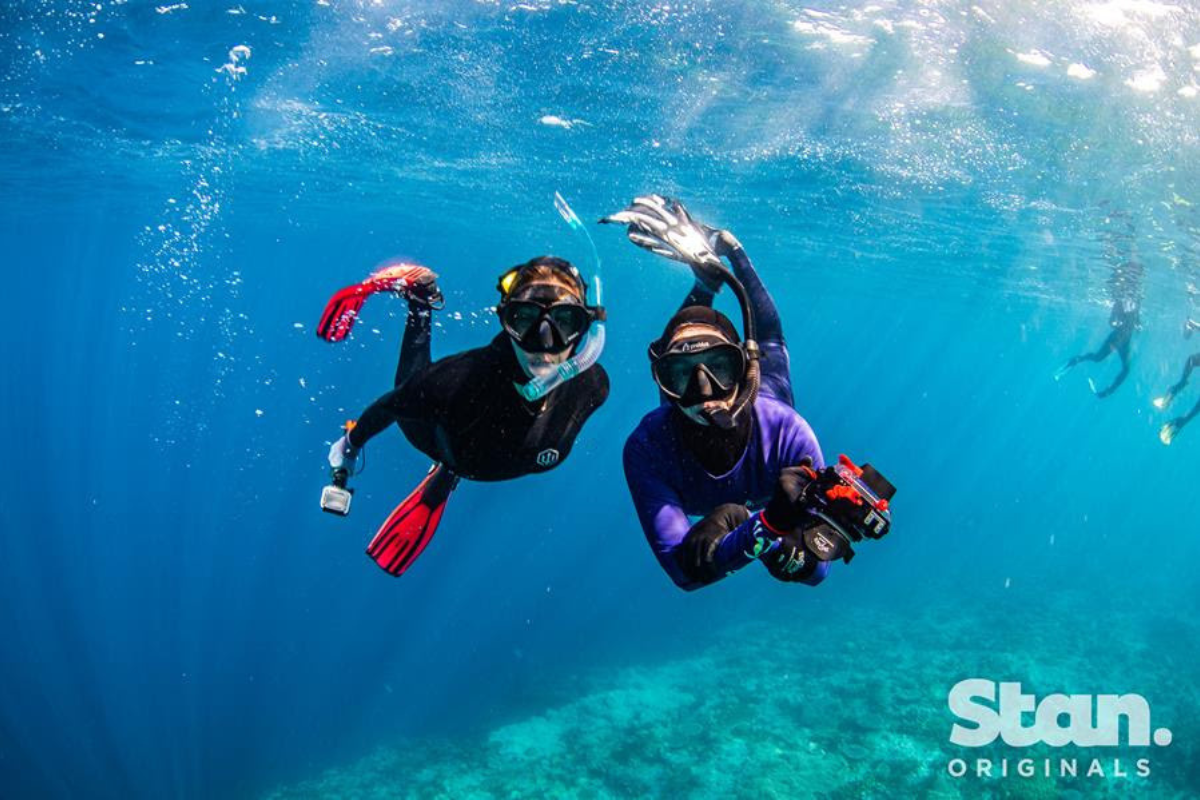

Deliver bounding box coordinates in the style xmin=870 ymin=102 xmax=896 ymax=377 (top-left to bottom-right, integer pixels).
xmin=548 ymin=305 xmax=589 ymax=339
xmin=502 ymin=302 xmax=543 ymax=338
xmin=655 ymin=355 xmax=695 ymax=397
xmin=700 ymin=346 xmax=743 ymax=389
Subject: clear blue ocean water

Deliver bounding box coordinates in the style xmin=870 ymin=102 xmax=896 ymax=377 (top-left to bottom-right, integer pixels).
xmin=2 ymin=1 xmax=1200 ymax=797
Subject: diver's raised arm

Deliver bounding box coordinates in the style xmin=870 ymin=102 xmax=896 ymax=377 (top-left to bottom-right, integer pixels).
xmin=698 ymin=215 xmax=793 ymax=402
xmin=704 ymin=231 xmax=784 ymax=350
xmin=345 ymin=382 xmax=433 ymax=451
xmin=623 ymin=434 xmax=758 ymax=590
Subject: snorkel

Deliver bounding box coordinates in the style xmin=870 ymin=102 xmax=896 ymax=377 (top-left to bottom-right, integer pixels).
xmin=514 ymin=192 xmax=607 ymax=402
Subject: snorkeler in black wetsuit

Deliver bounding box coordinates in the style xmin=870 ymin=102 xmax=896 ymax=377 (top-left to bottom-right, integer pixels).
xmin=317 ymin=257 xmax=608 ymax=575
xmin=1056 ymin=216 xmax=1143 ymax=399
xmin=1154 ymin=284 xmax=1200 ymax=445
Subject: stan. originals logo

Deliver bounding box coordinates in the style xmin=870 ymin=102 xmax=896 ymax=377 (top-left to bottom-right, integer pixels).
xmin=946 ymin=679 xmax=1172 ymax=781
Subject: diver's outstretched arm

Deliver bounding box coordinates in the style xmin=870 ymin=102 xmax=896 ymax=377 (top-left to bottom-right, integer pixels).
xmin=669 ymin=234 xmax=783 ymax=344
xmin=348 ymin=380 xmax=433 ymax=450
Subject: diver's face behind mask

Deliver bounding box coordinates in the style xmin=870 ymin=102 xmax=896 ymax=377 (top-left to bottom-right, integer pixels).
xmin=654 ymin=324 xmax=744 ymax=426
xmin=503 ymin=280 xmax=586 ymax=378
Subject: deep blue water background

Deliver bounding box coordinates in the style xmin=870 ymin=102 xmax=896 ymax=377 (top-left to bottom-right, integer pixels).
xmin=2 ymin=1 xmax=1200 ymax=797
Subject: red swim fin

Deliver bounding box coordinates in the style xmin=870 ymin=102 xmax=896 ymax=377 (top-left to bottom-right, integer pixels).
xmin=366 ymin=463 xmax=458 ymax=577
xmin=316 ymin=263 xmax=441 ymax=343
xmin=317 ymin=282 xmax=371 ymax=343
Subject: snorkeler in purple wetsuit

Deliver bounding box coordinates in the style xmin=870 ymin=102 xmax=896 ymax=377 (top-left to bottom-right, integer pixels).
xmin=604 ymin=195 xmax=894 ymax=591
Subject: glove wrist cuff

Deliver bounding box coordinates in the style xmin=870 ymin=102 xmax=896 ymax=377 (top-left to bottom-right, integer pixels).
xmin=757 ymin=510 xmax=789 ymax=539
xmin=713 ymin=229 xmax=742 ymax=256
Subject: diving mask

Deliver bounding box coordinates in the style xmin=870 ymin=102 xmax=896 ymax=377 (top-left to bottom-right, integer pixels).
xmin=651 ymin=339 xmax=746 ymax=402
xmin=499 ymin=299 xmax=598 ymax=354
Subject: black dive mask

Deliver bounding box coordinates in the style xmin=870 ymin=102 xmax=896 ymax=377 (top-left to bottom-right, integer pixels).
xmin=651 ymin=338 xmax=745 ymax=411
xmin=500 ymin=300 xmax=596 ymax=355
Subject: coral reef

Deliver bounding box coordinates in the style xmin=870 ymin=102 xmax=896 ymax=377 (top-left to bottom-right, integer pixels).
xmin=265 ymin=591 xmax=1197 ymax=799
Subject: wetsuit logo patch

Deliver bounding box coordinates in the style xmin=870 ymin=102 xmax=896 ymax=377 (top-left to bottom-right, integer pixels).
xmin=536 ymin=448 xmax=560 ymax=467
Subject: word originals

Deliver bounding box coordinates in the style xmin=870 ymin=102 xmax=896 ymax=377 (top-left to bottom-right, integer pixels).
xmin=947 ymin=758 xmax=1151 ymax=779
xmin=948 ymin=680 xmax=1172 ymax=747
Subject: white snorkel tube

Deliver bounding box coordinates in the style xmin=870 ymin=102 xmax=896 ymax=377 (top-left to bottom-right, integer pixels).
xmin=515 ymin=192 xmax=607 ymax=402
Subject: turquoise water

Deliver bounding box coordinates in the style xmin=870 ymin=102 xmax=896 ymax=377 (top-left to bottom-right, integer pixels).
xmin=2 ymin=1 xmax=1199 ymax=797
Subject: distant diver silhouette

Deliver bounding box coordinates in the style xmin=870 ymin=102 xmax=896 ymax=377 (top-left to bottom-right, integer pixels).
xmin=1056 ymin=211 xmax=1143 ymax=399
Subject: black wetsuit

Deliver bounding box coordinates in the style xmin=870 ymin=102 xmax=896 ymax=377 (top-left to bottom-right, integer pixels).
xmin=1062 ymin=260 xmax=1143 ymax=398
xmin=348 ymin=305 xmax=608 ymax=481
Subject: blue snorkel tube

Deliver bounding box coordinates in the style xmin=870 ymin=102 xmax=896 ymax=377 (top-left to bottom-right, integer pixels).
xmin=516 ymin=193 xmax=607 ymax=402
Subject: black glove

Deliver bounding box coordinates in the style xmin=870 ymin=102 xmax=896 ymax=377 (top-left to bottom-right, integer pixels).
xmin=675 ymin=503 xmax=751 ymax=586
xmin=763 ymin=531 xmax=818 ymax=583
xmin=762 ymin=458 xmax=816 ymax=533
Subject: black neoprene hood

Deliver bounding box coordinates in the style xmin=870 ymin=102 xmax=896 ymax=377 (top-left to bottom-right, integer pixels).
xmin=650 ymin=305 xmax=740 ymax=357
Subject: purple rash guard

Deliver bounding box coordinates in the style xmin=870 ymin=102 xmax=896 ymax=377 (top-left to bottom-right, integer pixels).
xmin=624 ymin=391 xmax=826 ymax=589
xmin=623 ymin=245 xmax=828 ymax=590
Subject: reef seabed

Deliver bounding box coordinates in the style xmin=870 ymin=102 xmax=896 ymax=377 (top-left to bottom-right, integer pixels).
xmin=266 ymin=591 xmax=1198 ymax=799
